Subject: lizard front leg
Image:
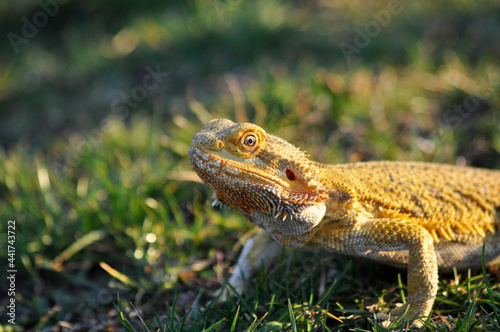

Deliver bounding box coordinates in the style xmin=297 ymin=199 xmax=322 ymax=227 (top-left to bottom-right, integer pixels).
xmin=219 ymin=229 xmax=282 ymax=301
xmin=308 ymin=218 xmax=438 ymax=327
xmin=367 ymin=220 xmax=438 ymax=327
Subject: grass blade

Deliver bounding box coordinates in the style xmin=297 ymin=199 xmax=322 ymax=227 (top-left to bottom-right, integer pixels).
xmin=288 ymin=298 xmax=298 ymax=332
xmin=230 ymin=305 xmax=240 ymax=332
xmin=115 ymin=294 xmax=137 ymax=332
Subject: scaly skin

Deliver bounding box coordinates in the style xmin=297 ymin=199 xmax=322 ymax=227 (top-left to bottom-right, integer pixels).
xmin=189 ymin=119 xmax=500 ymax=326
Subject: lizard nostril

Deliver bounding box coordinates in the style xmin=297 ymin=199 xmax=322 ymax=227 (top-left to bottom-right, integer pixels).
xmin=286 ymin=169 xmax=296 ymax=181
xmin=216 ymin=141 xmax=224 ymax=149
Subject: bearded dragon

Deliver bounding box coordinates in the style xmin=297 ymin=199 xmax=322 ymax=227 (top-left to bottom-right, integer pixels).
xmin=188 ymin=118 xmax=500 ymax=327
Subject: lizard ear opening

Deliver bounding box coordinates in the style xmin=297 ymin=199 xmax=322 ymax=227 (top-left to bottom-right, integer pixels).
xmin=286 ymin=169 xmax=296 ymax=181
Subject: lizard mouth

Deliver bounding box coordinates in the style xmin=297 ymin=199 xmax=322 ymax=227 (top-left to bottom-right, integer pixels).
xmin=189 ymin=146 xmax=289 ymax=196
xmin=189 ymin=145 xmax=324 ymax=209
xmin=189 ymin=146 xmax=280 ymax=187
xmin=189 ymin=145 xmax=327 ymax=236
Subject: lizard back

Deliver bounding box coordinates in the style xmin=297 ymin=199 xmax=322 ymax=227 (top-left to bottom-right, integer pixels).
xmin=323 ymin=161 xmax=500 ymax=244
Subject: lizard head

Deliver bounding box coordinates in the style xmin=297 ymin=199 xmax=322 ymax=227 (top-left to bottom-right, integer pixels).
xmin=189 ymin=119 xmax=327 ymax=237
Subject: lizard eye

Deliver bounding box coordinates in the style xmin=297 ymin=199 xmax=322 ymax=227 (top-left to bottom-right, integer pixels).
xmin=286 ymin=169 xmax=296 ymax=181
xmin=243 ymin=134 xmax=257 ymax=147
xmin=239 ymin=129 xmax=262 ymax=154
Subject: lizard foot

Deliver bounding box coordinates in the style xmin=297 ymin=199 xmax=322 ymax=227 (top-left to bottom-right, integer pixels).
xmin=376 ymin=305 xmax=425 ymax=329
xmin=212 ymin=282 xmax=244 ymax=304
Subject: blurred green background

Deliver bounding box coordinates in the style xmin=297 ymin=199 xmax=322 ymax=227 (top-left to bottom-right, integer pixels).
xmin=1 ymin=0 xmax=500 ymax=330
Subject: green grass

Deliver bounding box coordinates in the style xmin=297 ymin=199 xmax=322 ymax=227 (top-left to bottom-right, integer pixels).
xmin=1 ymin=0 xmax=500 ymax=330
